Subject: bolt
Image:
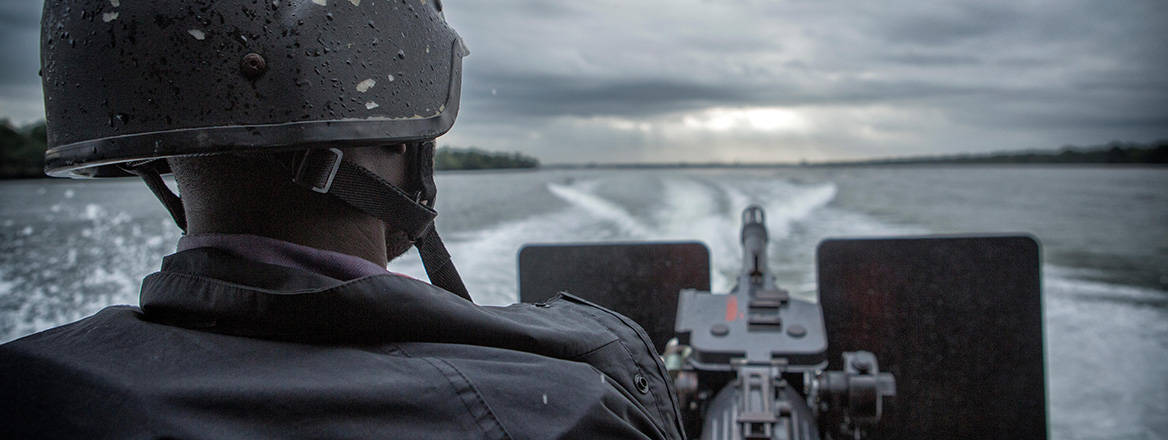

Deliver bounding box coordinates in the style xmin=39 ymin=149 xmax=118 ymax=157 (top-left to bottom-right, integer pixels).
xmin=241 ymin=53 xmax=267 ymax=79
xmin=710 ymin=324 xmax=730 ymax=337
xmin=851 ymin=358 xmax=872 ymax=373
xmin=787 ymin=324 xmax=806 ymax=338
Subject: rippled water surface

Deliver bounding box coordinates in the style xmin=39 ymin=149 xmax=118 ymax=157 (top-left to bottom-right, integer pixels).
xmin=1 ymin=166 xmax=1165 ymax=439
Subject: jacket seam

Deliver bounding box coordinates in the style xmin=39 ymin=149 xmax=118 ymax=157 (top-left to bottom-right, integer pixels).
xmin=560 ymin=303 xmax=673 ymax=440
xmin=395 ymin=346 xmax=512 ymax=439
xmin=568 ymin=339 xmax=622 ymax=361
xmin=562 ymin=294 xmax=686 ymax=436
xmin=584 ymin=305 xmax=682 ymax=436
xmin=425 ymin=357 xmax=512 ymax=440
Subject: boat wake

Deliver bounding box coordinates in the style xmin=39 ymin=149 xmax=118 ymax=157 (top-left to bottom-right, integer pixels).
xmin=391 ymin=173 xmax=843 ymax=303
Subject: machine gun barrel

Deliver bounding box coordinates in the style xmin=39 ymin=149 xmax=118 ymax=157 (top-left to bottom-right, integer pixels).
xmin=735 ymin=205 xmax=782 ymax=301
xmin=740 ymin=206 xmax=769 ymax=281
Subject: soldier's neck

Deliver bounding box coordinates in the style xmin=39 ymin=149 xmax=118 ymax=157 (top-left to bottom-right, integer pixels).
xmin=170 ymin=155 xmax=391 ymax=268
xmin=181 ymin=196 xmax=389 ymax=268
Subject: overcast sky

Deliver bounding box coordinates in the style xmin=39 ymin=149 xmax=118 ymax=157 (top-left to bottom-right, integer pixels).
xmin=2 ymin=0 xmax=1166 ymax=163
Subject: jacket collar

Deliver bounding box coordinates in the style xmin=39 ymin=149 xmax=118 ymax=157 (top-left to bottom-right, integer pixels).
xmin=138 ymin=248 xmax=612 ymax=358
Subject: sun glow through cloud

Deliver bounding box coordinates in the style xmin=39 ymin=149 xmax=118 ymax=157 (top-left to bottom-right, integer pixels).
xmin=683 ymin=107 xmax=810 ymax=133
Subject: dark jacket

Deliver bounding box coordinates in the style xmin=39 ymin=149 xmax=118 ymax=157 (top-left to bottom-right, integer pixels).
xmin=0 ymin=248 xmax=685 ymax=439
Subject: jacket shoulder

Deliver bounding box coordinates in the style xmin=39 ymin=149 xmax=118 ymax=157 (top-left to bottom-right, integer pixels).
xmin=0 ymin=306 xmax=159 ymax=438
xmin=537 ymin=293 xmax=686 ymax=439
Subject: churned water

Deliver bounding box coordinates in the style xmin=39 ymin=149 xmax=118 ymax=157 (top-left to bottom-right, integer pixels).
xmin=1 ymin=166 xmax=1165 ymax=439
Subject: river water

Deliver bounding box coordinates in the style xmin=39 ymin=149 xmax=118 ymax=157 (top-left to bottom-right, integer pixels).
xmin=1 ymin=166 xmax=1165 ymax=439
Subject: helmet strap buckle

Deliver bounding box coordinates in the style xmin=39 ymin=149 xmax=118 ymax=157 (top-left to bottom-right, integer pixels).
xmin=293 ymin=148 xmax=344 ymax=194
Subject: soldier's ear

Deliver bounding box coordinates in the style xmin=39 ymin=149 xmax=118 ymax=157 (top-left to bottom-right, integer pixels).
xmin=385 ymin=144 xmax=408 ymax=155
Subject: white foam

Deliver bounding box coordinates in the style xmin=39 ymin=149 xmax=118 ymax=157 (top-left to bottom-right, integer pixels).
xmin=405 ymin=175 xmax=850 ymax=302
xmin=82 ymin=204 xmax=103 ymax=220
xmin=390 ymin=206 xmax=591 ymax=305
xmin=1042 ymin=265 xmax=1168 ymax=439
xmin=546 ymin=181 xmax=652 ymax=237
xmin=2 ymin=196 xmax=180 ymax=342
xmin=713 ymin=180 xmax=837 ymax=239
xmin=1044 ymin=265 xmax=1167 ymax=304
xmin=654 ymin=177 xmax=739 ymax=289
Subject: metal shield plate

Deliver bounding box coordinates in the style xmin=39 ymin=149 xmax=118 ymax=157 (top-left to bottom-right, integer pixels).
xmin=519 ymin=242 xmax=710 ymax=353
xmin=817 ymin=235 xmax=1046 ymax=439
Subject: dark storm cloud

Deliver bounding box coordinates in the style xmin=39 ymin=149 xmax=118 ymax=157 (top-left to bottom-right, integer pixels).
xmin=0 ymin=2 xmax=43 ymax=124
xmin=448 ymin=0 xmax=1167 ymax=119
xmin=878 ymin=3 xmax=1022 ymax=46
xmin=0 ymin=2 xmax=40 ymax=28
xmin=463 ymin=74 xmax=748 ymax=118
xmin=463 ymin=71 xmax=1000 ymax=121
xmin=437 ymin=0 xmax=1168 ymax=160
xmin=1 ymin=0 xmax=1166 ymax=160
xmin=882 ymin=53 xmax=982 ymax=66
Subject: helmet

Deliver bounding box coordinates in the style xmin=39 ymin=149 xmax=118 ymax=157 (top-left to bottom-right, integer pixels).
xmin=41 ymin=0 xmax=467 ymax=178
xmin=40 ymin=0 xmax=472 ymax=299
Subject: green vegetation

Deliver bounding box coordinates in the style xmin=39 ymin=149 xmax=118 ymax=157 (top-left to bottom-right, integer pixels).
xmin=0 ymin=121 xmax=541 ymax=178
xmin=0 ymin=120 xmax=47 ymax=179
xmin=435 ymin=146 xmax=539 ymax=171
xmin=824 ymin=140 xmax=1168 ymax=166
xmin=549 ymin=140 xmax=1168 ymax=169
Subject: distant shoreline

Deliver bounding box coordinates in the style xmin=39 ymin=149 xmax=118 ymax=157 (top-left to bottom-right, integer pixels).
xmin=4 ymin=161 xmax=1164 ymax=182
xmin=540 ymin=161 xmax=1168 ymax=170
xmin=545 ymin=140 xmax=1167 ymax=169
xmin=3 ymin=120 xmax=1164 ymax=178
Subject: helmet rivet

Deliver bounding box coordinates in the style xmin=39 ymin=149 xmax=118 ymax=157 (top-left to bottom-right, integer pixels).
xmin=240 ymin=53 xmax=267 ymax=79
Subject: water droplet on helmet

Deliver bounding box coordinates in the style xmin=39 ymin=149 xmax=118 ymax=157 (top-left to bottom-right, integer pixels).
xmin=108 ymin=113 xmax=131 ymax=130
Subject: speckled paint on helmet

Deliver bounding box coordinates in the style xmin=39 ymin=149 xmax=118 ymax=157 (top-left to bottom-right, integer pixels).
xmin=41 ymin=0 xmax=467 ymax=178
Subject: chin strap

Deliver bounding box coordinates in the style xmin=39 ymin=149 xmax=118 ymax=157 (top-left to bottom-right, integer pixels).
xmin=292 ymin=141 xmax=472 ymax=302
xmin=402 ymin=142 xmax=470 ymax=300
xmin=415 ymin=229 xmax=470 ymax=300
xmin=126 ymin=162 xmax=188 ymax=233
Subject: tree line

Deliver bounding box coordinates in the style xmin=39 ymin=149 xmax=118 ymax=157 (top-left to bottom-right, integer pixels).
xmin=824 ymin=140 xmax=1168 ymax=166
xmin=0 ymin=120 xmax=47 ymax=179
xmin=0 ymin=119 xmax=540 ymax=178
xmin=2 ymin=118 xmax=1161 ymax=178
xmin=434 ymin=146 xmax=539 ymax=170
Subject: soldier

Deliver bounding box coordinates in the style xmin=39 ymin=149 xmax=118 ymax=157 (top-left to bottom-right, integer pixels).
xmin=0 ymin=1 xmax=684 ymax=438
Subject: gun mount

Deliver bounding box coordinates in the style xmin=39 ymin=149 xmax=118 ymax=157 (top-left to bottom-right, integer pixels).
xmin=674 ymin=206 xmax=828 ymax=371
xmin=671 ymin=206 xmax=894 ymax=439
xmin=518 ymin=206 xmax=1047 ymax=439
